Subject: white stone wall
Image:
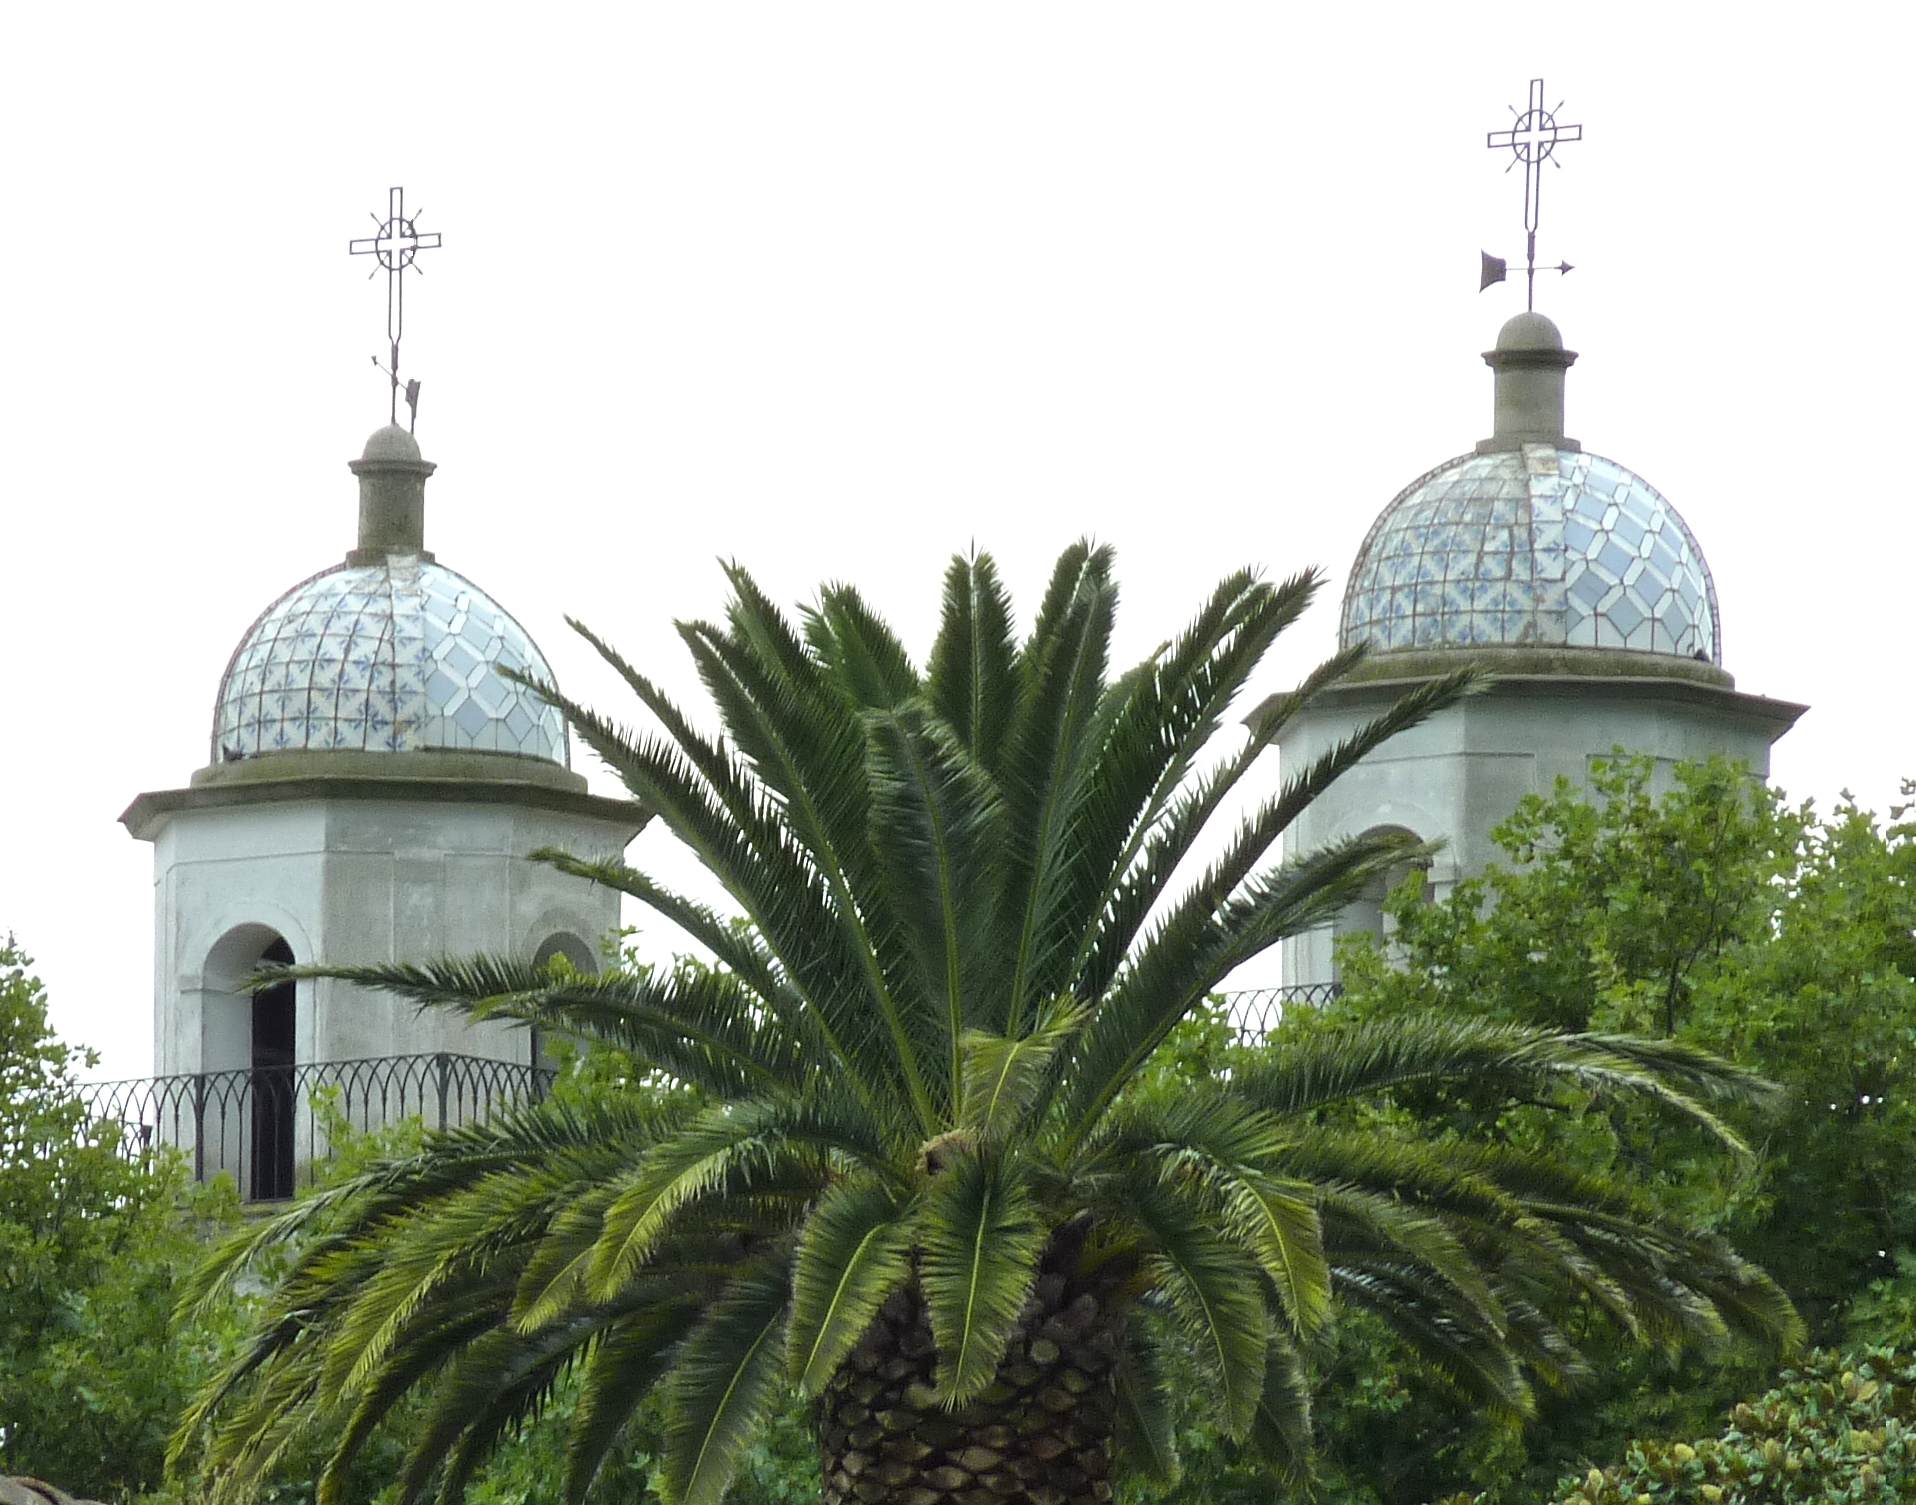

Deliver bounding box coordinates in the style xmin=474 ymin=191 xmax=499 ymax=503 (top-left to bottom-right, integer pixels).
xmin=1274 ymin=680 xmax=1792 ymax=988
xmin=148 ymin=797 xmax=629 ymax=1075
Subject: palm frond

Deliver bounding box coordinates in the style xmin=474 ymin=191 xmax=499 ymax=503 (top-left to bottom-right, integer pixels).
xmin=1317 ymin=1184 xmax=1503 ymax=1337
xmin=1111 ymin=665 xmax=1477 ymax=995
xmin=807 ymin=583 xmax=923 ymax=710
xmin=562 ymin=1303 xmax=705 ymax=1503
xmin=679 ymin=613 xmax=940 ymax=1130
xmin=1062 ymin=833 xmax=1427 ymax=1141
xmin=1073 ymin=703 xmax=1278 ymax=1001
xmin=263 ymin=955 xmax=812 ymax=1101
xmin=528 ymin=850 xmax=790 ymax=1004
xmin=1235 ymin=1015 xmax=1774 ymax=1149
xmin=1247 ymin=1324 xmax=1314 ymax=1485
xmin=1119 ymin=1177 xmax=1269 ymax=1438
xmin=1243 ymin=640 xmax=1369 ymax=742
xmin=511 ymin=1184 xmax=626 ymax=1332
xmin=588 ymin=1100 xmax=850 ymax=1302
xmin=998 ymin=542 xmax=1116 ymax=1035
xmin=1332 ymin=1260 xmax=1533 ymax=1417
xmin=926 ymin=551 xmax=1019 ymax=773
xmin=1223 ymin=1170 xmax=1330 ymax=1340
xmin=957 ymin=995 xmax=1087 ymax=1143
xmin=918 ymin=1149 xmax=1044 ymax=1405
xmin=786 ymin=1177 xmax=916 ymax=1394
xmin=387 ymin=1312 xmax=600 ymax=1505
xmin=866 ymin=699 xmax=1007 ymax=1101
xmin=658 ymin=1264 xmax=791 ymax=1505
xmin=1111 ymin=1322 xmax=1178 ymax=1483
xmin=1084 ymin=1094 xmax=1327 ymax=1338
xmin=1059 ymin=570 xmax=1313 ymax=1000
xmin=316 ymin=1298 xmax=505 ymax=1505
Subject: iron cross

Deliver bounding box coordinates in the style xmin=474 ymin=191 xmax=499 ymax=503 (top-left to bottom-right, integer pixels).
xmin=349 ymin=187 xmax=443 ymax=426
xmin=1484 ymin=80 xmax=1582 ymax=310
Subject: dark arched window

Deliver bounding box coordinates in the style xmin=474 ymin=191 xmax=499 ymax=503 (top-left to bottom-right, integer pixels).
xmin=1330 ymin=827 xmax=1428 ymax=982
xmin=250 ymin=937 xmax=296 ymax=1201
xmin=529 ymin=933 xmax=598 ymax=1079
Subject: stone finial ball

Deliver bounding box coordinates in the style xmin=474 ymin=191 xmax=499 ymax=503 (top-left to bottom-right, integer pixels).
xmin=1494 ymin=310 xmax=1566 ymax=352
xmin=359 ymin=422 xmax=424 ymax=464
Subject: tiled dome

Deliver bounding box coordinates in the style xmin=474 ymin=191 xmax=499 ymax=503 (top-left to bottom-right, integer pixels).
xmin=211 ymin=556 xmax=568 ymax=763
xmin=1339 ymin=444 xmax=1720 ymax=664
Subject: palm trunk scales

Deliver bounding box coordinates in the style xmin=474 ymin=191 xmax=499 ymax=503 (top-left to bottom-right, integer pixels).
xmin=817 ymin=1272 xmax=1121 ymax=1505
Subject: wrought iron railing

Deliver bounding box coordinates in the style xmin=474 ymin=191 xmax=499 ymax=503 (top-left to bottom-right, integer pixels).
xmin=1222 ymin=982 xmax=1344 ymax=1043
xmin=79 ymin=991 xmax=1332 ymax=1200
xmin=79 ymin=1052 xmax=553 ymax=1201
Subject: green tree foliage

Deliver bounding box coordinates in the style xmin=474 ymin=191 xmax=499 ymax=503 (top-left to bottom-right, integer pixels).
xmin=0 ymin=936 xmax=243 ymax=1498
xmin=1499 ymin=1348 xmax=1916 ymax=1505
xmin=177 ymin=553 xmax=1797 ymax=1505
xmin=1338 ymin=757 xmax=1916 ymax=1329
xmin=1323 ymin=759 xmax=1916 ymax=1500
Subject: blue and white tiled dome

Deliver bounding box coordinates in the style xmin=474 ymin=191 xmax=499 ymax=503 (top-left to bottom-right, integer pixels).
xmin=212 ymin=556 xmax=569 ymax=763
xmin=1339 ymin=443 xmax=1720 ymax=664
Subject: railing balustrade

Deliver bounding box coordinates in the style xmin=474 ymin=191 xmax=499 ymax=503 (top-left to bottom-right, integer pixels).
xmin=1223 ymin=982 xmax=1344 ymax=1043
xmin=78 ymin=1052 xmax=553 ymax=1201
xmin=78 ymin=986 xmax=1336 ymax=1201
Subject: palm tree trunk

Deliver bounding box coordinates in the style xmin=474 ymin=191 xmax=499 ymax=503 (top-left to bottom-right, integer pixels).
xmin=816 ymin=1269 xmax=1121 ymax=1505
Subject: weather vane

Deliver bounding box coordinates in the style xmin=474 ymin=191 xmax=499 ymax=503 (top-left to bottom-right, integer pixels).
xmin=1480 ymin=78 xmax=1582 ymax=310
xmin=349 ymin=186 xmax=442 ymax=431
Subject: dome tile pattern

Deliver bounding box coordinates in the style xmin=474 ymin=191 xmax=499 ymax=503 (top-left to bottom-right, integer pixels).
xmin=212 ymin=556 xmax=568 ymax=763
xmin=1340 ymin=445 xmax=1719 ymax=664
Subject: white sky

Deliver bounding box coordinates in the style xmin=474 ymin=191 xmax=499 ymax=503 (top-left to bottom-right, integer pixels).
xmin=2 ymin=4 xmax=1910 ymax=1078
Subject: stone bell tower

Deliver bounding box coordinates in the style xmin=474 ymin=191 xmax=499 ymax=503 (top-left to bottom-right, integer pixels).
xmin=1269 ymin=311 xmax=1805 ymax=988
xmin=122 ymin=422 xmax=644 ymax=1192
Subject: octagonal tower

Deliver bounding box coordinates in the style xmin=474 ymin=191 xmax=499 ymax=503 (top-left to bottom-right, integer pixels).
xmin=123 ymin=423 xmax=644 ymax=1187
xmin=1269 ymin=313 xmax=1804 ymax=989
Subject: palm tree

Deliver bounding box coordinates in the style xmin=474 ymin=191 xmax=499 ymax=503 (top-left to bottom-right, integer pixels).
xmin=175 ymin=547 xmax=1797 ymax=1505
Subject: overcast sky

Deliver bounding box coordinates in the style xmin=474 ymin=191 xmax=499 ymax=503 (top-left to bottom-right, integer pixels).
xmin=3 ymin=5 xmax=1909 ymax=1077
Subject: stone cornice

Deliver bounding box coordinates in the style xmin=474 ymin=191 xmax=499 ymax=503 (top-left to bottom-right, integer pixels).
xmin=1251 ymin=662 xmax=1806 ymax=741
xmin=122 ymin=750 xmax=648 ymax=842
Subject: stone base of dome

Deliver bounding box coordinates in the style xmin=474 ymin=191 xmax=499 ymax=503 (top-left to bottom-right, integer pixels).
xmin=121 ymin=749 xmax=646 ymax=841
xmin=187 ymin=747 xmax=589 ymax=792
xmin=1341 ymin=643 xmax=1737 ymax=691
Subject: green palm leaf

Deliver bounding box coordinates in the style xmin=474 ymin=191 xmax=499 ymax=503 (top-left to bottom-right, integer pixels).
xmin=918 ymin=1149 xmax=1044 ymax=1405
xmin=658 ymin=1265 xmax=792 ymax=1505
xmin=1222 ymin=1169 xmax=1330 ymax=1339
xmin=786 ymin=1177 xmax=915 ymax=1393
xmin=1059 ymin=570 xmax=1311 ymax=996
xmin=807 ymin=583 xmax=923 ymax=710
xmin=866 ymin=699 xmax=1007 ymax=1101
xmin=999 ymin=542 xmax=1115 ymax=1034
xmin=957 ymin=995 xmax=1087 ymax=1143
xmin=1112 ymin=1324 xmax=1178 ymax=1483
xmin=588 ymin=1100 xmax=845 ymax=1301
xmin=1236 ymin=1015 xmax=1773 ymax=1148
xmin=1248 ymin=1325 xmax=1314 ymax=1484
xmin=562 ymin=1303 xmax=704 ymax=1504
xmin=1124 ymin=1177 xmax=1269 ymax=1438
xmin=679 ymin=613 xmax=939 ymax=1129
xmin=926 ymin=551 xmax=1018 ymax=772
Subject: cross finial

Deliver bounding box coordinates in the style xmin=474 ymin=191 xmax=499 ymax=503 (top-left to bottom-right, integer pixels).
xmin=348 ymin=187 xmax=443 ymax=429
xmin=1481 ymin=79 xmax=1583 ymax=310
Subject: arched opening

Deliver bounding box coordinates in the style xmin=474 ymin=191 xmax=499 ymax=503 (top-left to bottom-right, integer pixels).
xmin=1331 ymin=826 xmax=1429 ymax=982
xmin=529 ymin=932 xmax=598 ymax=1079
xmin=196 ymin=922 xmax=305 ymax=1200
xmin=249 ymin=937 xmax=297 ymax=1201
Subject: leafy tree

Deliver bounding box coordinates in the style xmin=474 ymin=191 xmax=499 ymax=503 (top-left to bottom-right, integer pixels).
xmin=1336 ymin=757 xmax=1916 ymax=1329
xmin=177 ymin=550 xmax=1798 ymax=1505
xmin=1499 ymin=1347 xmax=1916 ymax=1505
xmin=0 ymin=936 xmax=243 ymax=1498
xmin=1325 ymin=759 xmax=1916 ymax=1500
